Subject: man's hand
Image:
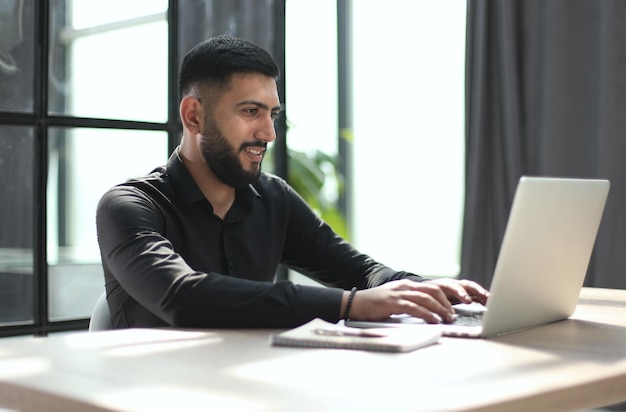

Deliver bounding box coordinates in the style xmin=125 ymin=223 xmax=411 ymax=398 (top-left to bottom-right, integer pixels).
xmin=424 ymin=278 xmax=489 ymax=306
xmin=346 ymin=278 xmax=489 ymax=324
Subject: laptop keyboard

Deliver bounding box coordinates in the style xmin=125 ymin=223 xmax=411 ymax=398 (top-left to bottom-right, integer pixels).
xmin=453 ymin=313 xmax=483 ymax=327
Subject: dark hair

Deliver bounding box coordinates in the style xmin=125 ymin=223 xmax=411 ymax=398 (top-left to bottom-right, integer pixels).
xmin=178 ymin=35 xmax=280 ymax=100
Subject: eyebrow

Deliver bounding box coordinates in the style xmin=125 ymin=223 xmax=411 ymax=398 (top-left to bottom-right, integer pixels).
xmin=237 ymin=100 xmax=281 ymax=113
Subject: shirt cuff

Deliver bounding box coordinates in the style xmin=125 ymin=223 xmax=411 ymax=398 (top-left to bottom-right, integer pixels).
xmin=295 ymin=284 xmax=344 ymax=323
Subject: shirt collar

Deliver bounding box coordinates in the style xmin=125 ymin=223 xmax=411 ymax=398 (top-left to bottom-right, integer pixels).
xmin=166 ymin=147 xmax=260 ymax=214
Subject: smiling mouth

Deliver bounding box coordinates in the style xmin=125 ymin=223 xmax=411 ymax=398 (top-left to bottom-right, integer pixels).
xmin=242 ymin=141 xmax=267 ymax=158
xmin=245 ymin=147 xmax=264 ymax=156
xmin=243 ymin=146 xmax=265 ymax=162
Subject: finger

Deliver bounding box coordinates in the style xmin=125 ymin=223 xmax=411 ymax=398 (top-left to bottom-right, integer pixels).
xmin=410 ymin=282 xmax=454 ymax=308
xmin=397 ymin=290 xmax=455 ymax=323
xmin=458 ymin=281 xmax=490 ymax=304
xmin=438 ymin=281 xmax=474 ymax=304
xmin=400 ymin=302 xmax=449 ymax=324
xmin=469 ymin=291 xmax=489 ymax=305
xmin=446 ymin=280 xmax=489 ymax=304
xmin=415 ymin=284 xmax=456 ymax=314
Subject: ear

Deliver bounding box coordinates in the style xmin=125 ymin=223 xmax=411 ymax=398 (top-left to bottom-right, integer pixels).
xmin=179 ymin=96 xmax=204 ymax=135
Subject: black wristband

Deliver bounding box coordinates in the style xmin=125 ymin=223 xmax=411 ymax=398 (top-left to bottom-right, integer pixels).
xmin=343 ymin=287 xmax=358 ymax=320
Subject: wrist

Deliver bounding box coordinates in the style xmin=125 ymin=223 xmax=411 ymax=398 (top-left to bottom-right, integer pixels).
xmin=342 ymin=287 xmax=358 ymax=320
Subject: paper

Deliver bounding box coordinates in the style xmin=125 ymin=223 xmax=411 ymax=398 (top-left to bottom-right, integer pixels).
xmin=270 ymin=318 xmax=441 ymax=353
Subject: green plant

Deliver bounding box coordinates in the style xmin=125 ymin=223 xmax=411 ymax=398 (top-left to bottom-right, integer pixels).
xmin=266 ymin=148 xmax=348 ymax=240
xmin=288 ymin=149 xmax=348 ymax=239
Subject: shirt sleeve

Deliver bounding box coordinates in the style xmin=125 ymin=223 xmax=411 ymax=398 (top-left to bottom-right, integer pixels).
xmin=278 ymin=180 xmax=425 ymax=289
xmin=96 ymin=185 xmax=344 ymax=328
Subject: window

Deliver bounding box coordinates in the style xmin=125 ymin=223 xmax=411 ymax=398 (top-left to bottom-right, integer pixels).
xmin=46 ymin=0 xmax=170 ymax=324
xmin=284 ymin=0 xmax=340 ymax=286
xmin=0 ymin=1 xmax=37 ymax=332
xmin=350 ymin=0 xmax=467 ymax=277
xmin=285 ymin=0 xmax=467 ymax=279
xmin=46 ymin=127 xmax=168 ymax=321
xmin=0 ymin=125 xmax=34 ymax=325
xmin=0 ymin=0 xmax=284 ymax=336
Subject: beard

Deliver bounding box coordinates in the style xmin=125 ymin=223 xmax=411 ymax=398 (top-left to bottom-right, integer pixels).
xmin=199 ymin=116 xmax=266 ymax=188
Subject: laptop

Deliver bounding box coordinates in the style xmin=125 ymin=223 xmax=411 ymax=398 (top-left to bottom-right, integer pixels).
xmin=347 ymin=176 xmax=610 ymax=338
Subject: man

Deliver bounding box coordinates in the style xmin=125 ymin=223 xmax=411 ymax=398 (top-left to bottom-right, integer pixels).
xmin=96 ymin=35 xmax=488 ymax=329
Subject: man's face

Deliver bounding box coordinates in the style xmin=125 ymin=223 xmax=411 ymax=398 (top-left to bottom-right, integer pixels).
xmin=199 ymin=73 xmax=281 ymax=188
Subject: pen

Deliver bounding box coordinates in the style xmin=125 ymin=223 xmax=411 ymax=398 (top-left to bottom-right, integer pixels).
xmin=313 ymin=328 xmax=386 ymax=338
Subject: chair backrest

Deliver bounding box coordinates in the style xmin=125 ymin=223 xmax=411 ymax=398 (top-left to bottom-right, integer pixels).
xmin=89 ymin=291 xmax=113 ymax=331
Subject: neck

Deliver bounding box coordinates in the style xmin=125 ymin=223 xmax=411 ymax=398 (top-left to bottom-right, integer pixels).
xmin=178 ymin=145 xmax=235 ymax=219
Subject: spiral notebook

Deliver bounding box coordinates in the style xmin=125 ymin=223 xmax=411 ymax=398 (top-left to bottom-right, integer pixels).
xmin=270 ymin=318 xmax=441 ymax=353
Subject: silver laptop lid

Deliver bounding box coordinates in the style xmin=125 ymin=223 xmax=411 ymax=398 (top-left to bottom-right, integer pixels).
xmin=481 ymin=176 xmax=610 ymax=337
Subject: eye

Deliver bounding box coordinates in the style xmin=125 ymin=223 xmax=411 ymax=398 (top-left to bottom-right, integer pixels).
xmin=271 ymin=111 xmax=281 ymax=120
xmin=244 ymin=108 xmax=258 ymax=115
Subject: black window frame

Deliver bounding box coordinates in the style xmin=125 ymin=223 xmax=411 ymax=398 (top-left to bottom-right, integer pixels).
xmin=0 ymin=0 xmax=287 ymax=337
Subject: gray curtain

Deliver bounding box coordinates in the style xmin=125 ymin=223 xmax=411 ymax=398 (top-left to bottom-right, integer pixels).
xmin=461 ymin=0 xmax=626 ymax=288
xmin=177 ymin=0 xmax=279 ymax=74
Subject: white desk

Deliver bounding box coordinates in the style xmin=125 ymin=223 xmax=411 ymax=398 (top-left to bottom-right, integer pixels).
xmin=0 ymin=287 xmax=625 ymax=412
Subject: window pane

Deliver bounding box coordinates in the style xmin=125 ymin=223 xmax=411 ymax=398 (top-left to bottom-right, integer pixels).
xmin=0 ymin=126 xmax=34 ymax=325
xmin=0 ymin=0 xmax=35 ymax=113
xmin=285 ymin=0 xmax=337 ymax=156
xmin=351 ymin=0 xmax=466 ymax=276
xmin=47 ymin=127 xmax=168 ymax=321
xmin=284 ymin=0 xmax=341 ymax=287
xmin=48 ymin=0 xmax=169 ymax=122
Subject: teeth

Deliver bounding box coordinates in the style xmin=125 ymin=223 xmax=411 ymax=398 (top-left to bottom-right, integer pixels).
xmin=248 ymin=149 xmax=262 ymax=155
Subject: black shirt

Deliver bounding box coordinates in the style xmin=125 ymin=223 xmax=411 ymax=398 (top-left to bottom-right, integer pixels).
xmin=96 ymin=149 xmax=423 ymax=328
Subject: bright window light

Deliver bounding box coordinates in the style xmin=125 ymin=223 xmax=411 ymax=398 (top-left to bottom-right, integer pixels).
xmin=351 ymin=0 xmax=467 ymax=277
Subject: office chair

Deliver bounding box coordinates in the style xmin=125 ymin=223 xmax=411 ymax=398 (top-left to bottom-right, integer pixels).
xmin=89 ymin=291 xmax=113 ymax=331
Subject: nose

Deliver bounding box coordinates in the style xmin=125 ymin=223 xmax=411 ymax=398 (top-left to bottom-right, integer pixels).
xmin=254 ymin=113 xmax=276 ymax=143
